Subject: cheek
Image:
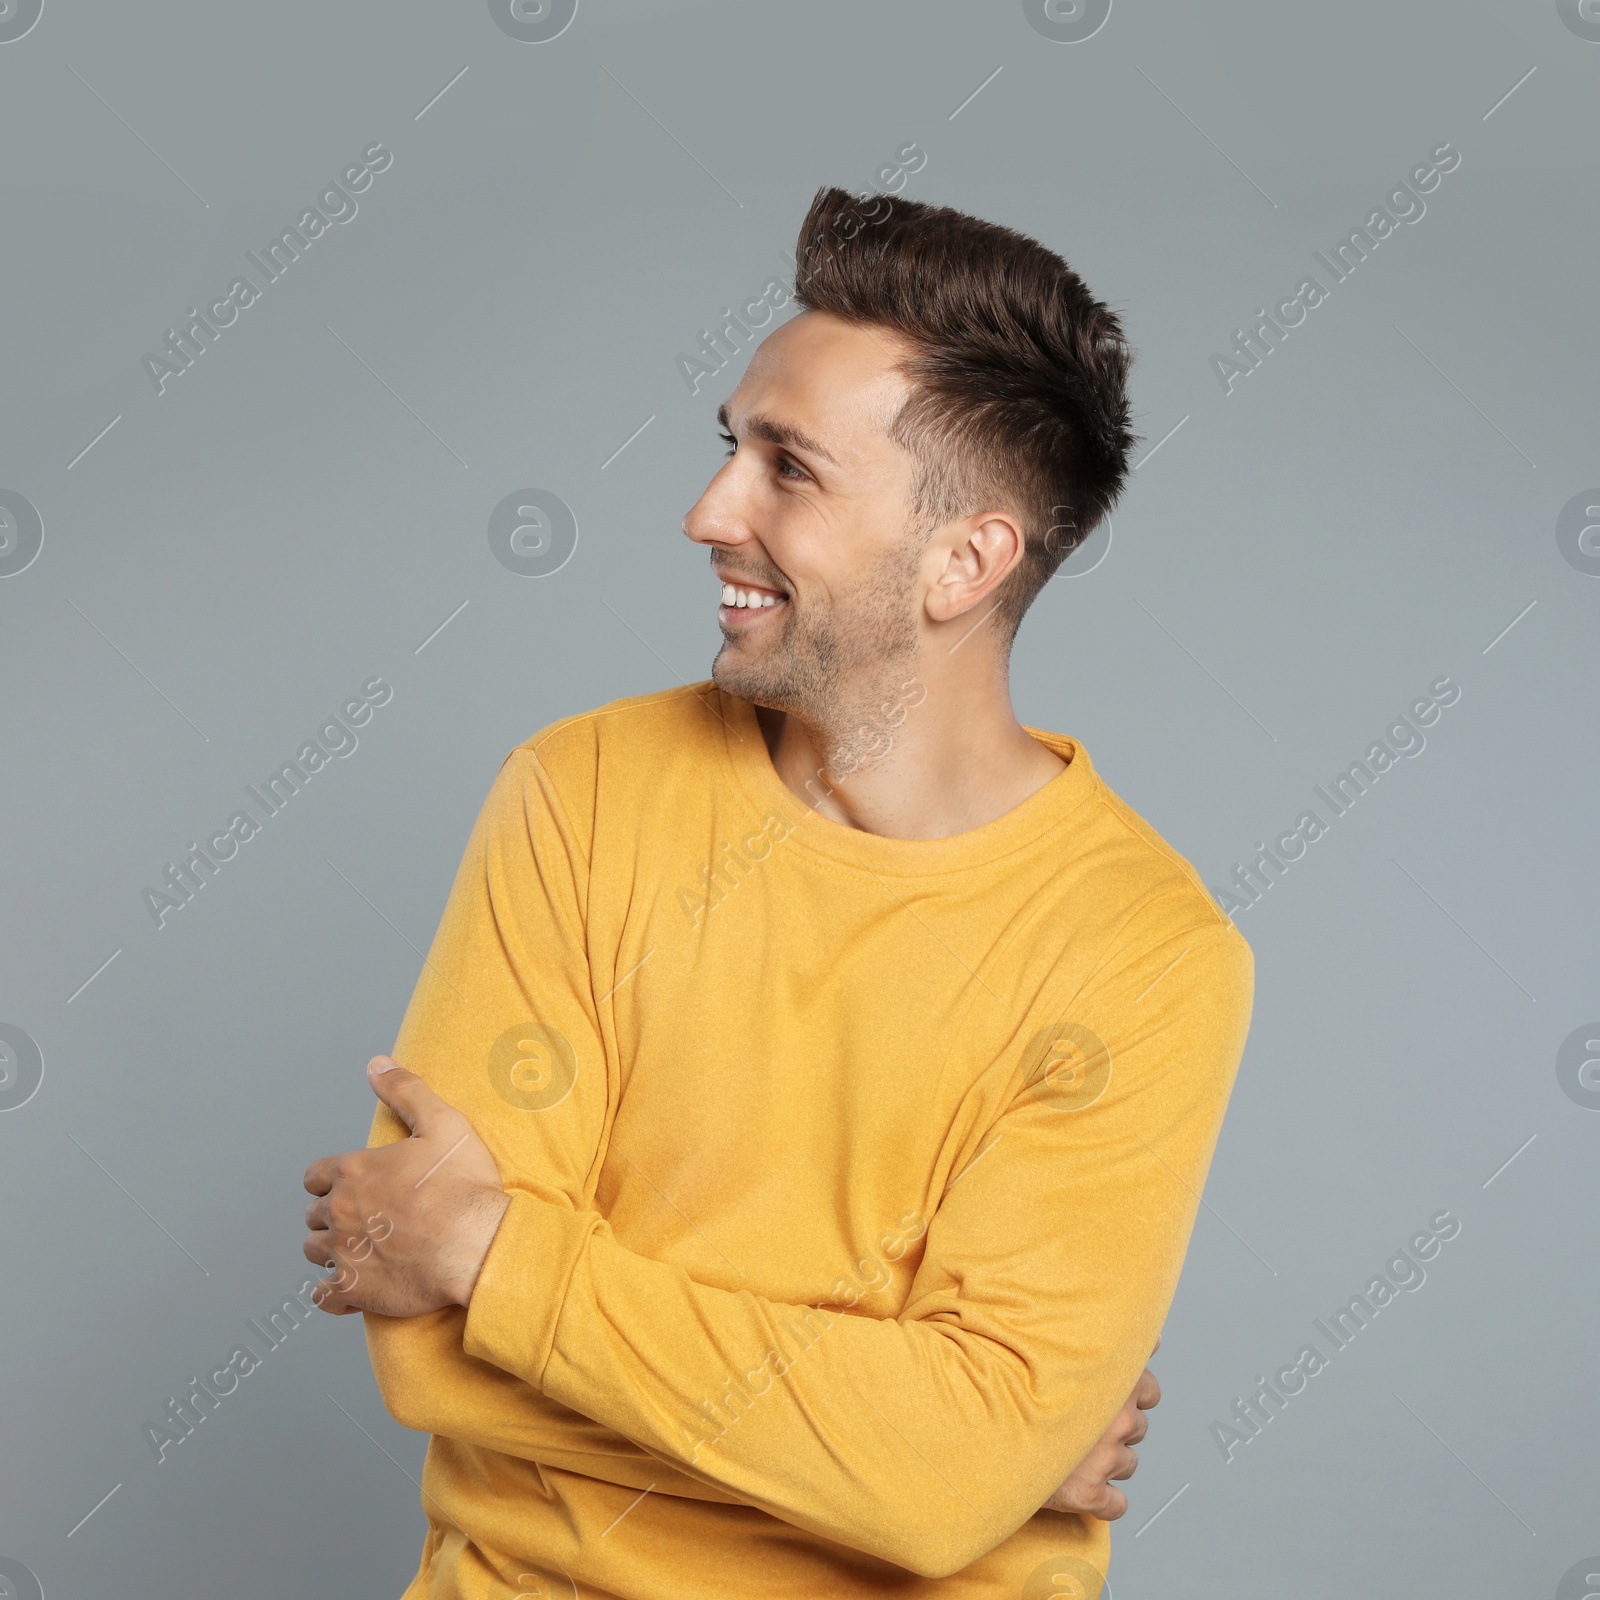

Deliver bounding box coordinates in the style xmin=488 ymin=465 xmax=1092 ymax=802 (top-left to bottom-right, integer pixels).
xmin=754 ymin=508 xmax=832 ymax=590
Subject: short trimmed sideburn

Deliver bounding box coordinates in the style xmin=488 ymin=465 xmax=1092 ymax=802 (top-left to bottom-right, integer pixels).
xmin=792 ymin=184 xmax=1140 ymax=634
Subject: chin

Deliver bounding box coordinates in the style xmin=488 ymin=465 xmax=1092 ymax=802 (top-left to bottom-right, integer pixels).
xmin=711 ymin=643 xmax=800 ymax=713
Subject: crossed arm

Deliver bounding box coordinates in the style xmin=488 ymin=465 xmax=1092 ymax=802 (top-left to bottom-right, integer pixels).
xmin=299 ymin=746 xmax=1248 ymax=1575
xmin=304 ymin=1058 xmax=1160 ymax=1533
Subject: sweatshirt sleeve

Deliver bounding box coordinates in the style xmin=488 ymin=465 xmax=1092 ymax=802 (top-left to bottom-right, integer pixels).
xmin=361 ymin=735 xmax=706 ymax=1490
xmin=460 ymin=915 xmax=1255 ymax=1579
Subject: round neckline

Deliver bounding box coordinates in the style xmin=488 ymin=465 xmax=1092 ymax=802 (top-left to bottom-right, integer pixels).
xmin=711 ymin=685 xmax=1101 ymax=879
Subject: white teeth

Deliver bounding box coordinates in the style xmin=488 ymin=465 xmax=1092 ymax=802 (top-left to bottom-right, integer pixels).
xmin=719 ymin=581 xmax=784 ymax=610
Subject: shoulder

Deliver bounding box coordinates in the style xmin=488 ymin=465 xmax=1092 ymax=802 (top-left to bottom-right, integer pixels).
xmin=507 ymin=681 xmax=725 ymax=785
xmin=459 ymin=684 xmax=726 ymax=868
xmin=1070 ymin=756 xmax=1253 ymax=975
xmin=482 ymin=683 xmax=728 ymax=847
xmin=1062 ymin=771 xmax=1255 ymax=1057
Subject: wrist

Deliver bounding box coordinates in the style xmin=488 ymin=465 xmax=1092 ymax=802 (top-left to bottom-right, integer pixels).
xmin=455 ymin=1187 xmax=513 ymax=1308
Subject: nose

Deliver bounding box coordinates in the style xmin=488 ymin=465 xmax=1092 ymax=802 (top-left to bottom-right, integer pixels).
xmin=681 ymin=460 xmax=754 ymax=551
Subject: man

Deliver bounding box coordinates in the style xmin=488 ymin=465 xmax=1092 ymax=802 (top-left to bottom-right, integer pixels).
xmin=304 ymin=186 xmax=1253 ymax=1597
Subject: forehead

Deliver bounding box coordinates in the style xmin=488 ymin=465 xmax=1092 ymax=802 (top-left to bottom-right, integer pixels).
xmin=727 ymin=310 xmax=916 ymax=465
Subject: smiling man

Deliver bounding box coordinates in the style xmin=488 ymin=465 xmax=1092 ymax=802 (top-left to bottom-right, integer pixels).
xmin=304 ymin=186 xmax=1253 ymax=1598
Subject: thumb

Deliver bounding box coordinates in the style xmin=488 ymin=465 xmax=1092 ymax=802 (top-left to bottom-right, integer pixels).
xmin=366 ymin=1056 xmax=440 ymax=1133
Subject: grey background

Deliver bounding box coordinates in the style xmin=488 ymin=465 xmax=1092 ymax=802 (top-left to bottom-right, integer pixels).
xmin=2 ymin=1 xmax=1596 ymax=1595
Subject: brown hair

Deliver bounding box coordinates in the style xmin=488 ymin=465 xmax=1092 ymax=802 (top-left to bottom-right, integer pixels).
xmin=792 ymin=185 xmax=1138 ymax=637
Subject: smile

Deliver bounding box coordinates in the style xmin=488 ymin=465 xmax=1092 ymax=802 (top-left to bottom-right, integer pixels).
xmin=715 ymin=572 xmax=789 ymax=625
xmin=720 ymin=583 xmax=785 ymax=610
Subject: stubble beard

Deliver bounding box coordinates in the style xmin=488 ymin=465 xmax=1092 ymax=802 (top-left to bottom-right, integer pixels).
xmin=711 ymin=534 xmax=925 ymax=777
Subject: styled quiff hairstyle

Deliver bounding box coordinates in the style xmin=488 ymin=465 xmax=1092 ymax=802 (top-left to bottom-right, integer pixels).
xmin=792 ymin=185 xmax=1138 ymax=636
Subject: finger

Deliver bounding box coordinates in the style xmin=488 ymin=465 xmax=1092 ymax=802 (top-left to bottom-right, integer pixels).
xmin=303 ymin=1156 xmax=338 ymax=1196
xmin=1042 ymin=1477 xmax=1104 ymax=1517
xmin=1106 ymin=1398 xmax=1138 ymax=1444
xmin=1136 ymin=1366 xmax=1162 ymax=1409
xmin=366 ymin=1057 xmax=445 ymax=1134
xmin=1107 ymin=1445 xmax=1140 ymax=1482
xmin=305 ymin=1197 xmax=330 ymax=1231
xmin=1094 ymin=1486 xmax=1128 ymax=1521
xmin=307 ymin=1247 xmax=363 ymax=1300
xmin=1152 ymin=1333 xmax=1162 ymax=1355
xmin=1126 ymin=1410 xmax=1149 ymax=1447
xmin=309 ymin=1270 xmax=358 ymax=1316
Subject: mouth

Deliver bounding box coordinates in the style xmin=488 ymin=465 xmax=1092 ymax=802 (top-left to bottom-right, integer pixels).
xmin=716 ymin=573 xmax=789 ymax=627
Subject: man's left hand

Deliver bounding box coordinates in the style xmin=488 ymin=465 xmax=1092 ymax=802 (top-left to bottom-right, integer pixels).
xmin=302 ymin=1058 xmax=510 ymax=1318
xmin=1039 ymin=1338 xmax=1162 ymax=1520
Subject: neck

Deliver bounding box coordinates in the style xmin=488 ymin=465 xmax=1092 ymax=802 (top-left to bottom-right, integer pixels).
xmin=757 ymin=649 xmax=1066 ymax=841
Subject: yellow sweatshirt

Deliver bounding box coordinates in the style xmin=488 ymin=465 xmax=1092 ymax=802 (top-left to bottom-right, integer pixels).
xmin=364 ymin=683 xmax=1253 ymax=1599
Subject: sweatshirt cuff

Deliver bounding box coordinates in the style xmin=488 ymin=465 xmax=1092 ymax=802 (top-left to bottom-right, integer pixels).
xmin=462 ymin=1188 xmax=595 ymax=1386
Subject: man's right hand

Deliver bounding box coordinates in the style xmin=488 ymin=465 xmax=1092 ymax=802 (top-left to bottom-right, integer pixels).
xmin=1039 ymin=1337 xmax=1162 ymax=1521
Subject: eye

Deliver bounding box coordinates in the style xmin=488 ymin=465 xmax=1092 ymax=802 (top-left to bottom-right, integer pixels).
xmin=719 ymin=430 xmax=809 ymax=483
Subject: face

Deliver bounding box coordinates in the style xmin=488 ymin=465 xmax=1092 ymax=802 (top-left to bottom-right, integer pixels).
xmin=681 ymin=310 xmax=930 ymax=730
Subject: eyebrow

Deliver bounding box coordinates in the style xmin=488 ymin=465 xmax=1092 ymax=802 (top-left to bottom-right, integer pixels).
xmin=716 ymin=402 xmax=841 ymax=470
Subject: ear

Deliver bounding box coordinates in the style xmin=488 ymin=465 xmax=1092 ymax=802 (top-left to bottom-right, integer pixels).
xmin=924 ymin=511 xmax=1027 ymax=626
